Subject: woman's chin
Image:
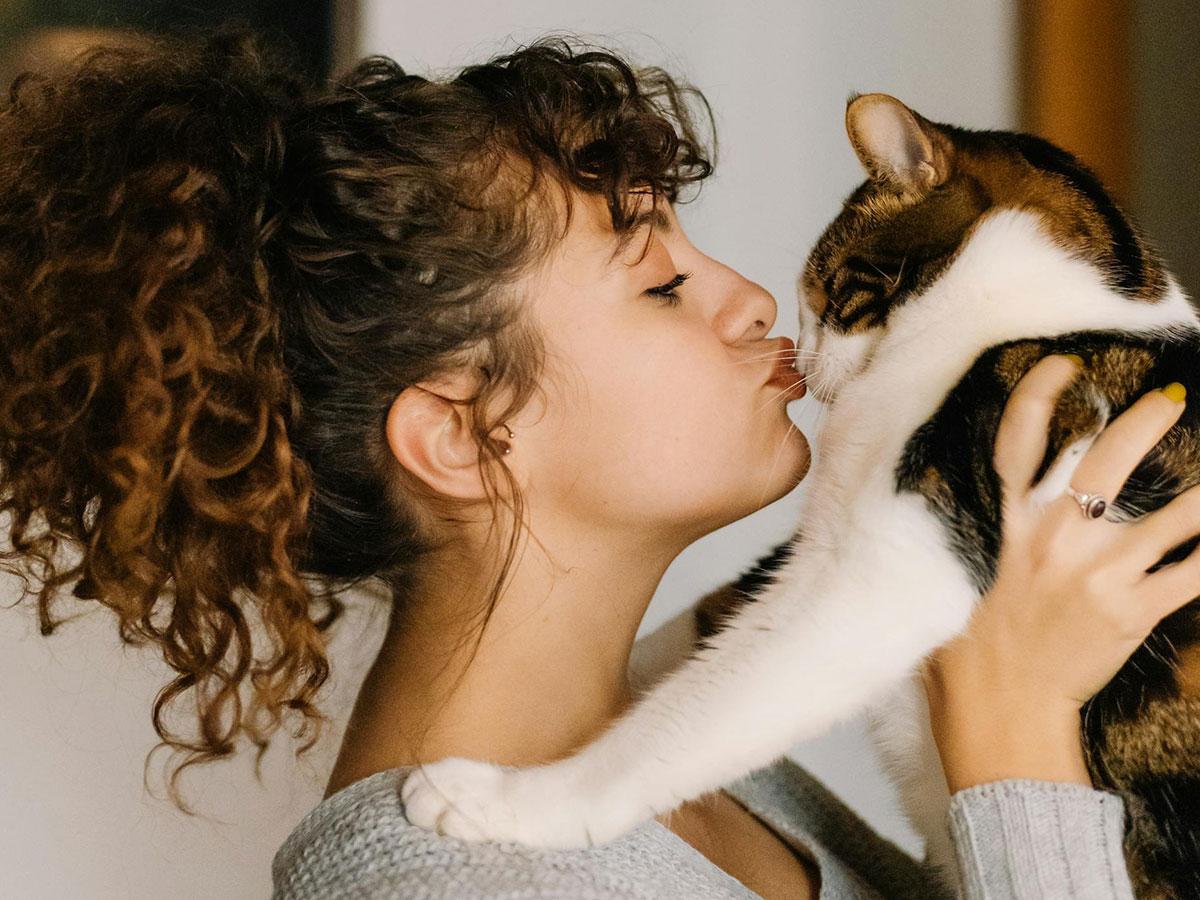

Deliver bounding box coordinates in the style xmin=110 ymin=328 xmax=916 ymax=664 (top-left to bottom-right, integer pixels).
xmin=755 ymin=430 xmax=812 ymax=508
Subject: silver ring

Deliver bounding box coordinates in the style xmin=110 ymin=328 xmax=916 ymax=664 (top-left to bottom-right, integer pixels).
xmin=1064 ymin=486 xmax=1108 ymax=519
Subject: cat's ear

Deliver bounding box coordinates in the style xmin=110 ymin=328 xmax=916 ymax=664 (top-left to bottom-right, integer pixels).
xmin=845 ymin=93 xmax=952 ymax=192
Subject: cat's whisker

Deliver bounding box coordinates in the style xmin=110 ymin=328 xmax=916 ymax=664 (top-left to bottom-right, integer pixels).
xmin=755 ymin=378 xmax=807 ymax=416
xmin=806 ymin=368 xmax=837 ymax=405
xmin=1159 ymin=634 xmax=1185 ymax=678
xmin=1145 ymin=641 xmax=1172 ymax=673
xmin=788 ymin=400 xmax=823 ymax=438
xmin=729 ymin=354 xmax=802 ymax=368
xmin=729 ymin=348 xmax=825 ymax=368
xmin=867 ymin=260 xmax=890 ymax=281
xmin=757 ymin=419 xmax=798 ymax=511
xmin=790 ymin=401 xmax=827 ymax=474
xmin=1081 ymin=699 xmax=1098 ymax=754
xmin=742 ymin=349 xmax=801 ymax=359
xmin=1162 ymin=633 xmax=1179 ymax=658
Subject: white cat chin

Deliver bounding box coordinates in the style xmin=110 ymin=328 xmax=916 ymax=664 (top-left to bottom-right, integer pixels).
xmin=799 ymin=327 xmax=880 ymax=403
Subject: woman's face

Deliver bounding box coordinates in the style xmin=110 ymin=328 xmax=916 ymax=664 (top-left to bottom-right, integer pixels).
xmin=511 ymin=189 xmax=811 ymax=546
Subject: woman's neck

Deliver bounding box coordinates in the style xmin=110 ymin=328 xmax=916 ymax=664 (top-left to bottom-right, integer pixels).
xmin=324 ymin=522 xmax=681 ymax=798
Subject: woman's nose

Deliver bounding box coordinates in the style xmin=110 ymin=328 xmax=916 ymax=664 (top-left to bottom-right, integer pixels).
xmin=712 ymin=271 xmax=778 ymax=344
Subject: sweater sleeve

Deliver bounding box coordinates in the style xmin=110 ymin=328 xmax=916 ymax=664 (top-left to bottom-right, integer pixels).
xmin=945 ymin=779 xmax=1135 ymax=899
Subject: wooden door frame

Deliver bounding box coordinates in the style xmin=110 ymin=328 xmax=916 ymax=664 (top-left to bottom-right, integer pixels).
xmin=1019 ymin=0 xmax=1134 ymax=201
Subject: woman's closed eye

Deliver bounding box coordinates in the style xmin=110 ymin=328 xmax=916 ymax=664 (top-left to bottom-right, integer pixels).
xmin=644 ymin=271 xmax=691 ymax=307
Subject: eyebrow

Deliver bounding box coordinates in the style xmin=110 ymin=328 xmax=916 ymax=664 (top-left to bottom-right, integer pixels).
xmin=607 ymin=206 xmax=674 ymax=267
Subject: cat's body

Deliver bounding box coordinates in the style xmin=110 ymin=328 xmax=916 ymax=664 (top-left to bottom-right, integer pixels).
xmin=401 ymin=96 xmax=1200 ymax=899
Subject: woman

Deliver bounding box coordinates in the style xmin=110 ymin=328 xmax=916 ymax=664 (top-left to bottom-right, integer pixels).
xmin=3 ymin=27 xmax=1197 ymax=900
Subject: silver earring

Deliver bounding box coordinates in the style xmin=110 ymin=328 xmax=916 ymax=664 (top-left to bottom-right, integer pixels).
xmin=500 ymin=423 xmax=514 ymax=455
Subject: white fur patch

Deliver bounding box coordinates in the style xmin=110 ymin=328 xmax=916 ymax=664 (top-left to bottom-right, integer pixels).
xmin=401 ymin=209 xmax=1199 ymax=889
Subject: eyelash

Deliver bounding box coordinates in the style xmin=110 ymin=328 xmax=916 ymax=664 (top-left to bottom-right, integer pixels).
xmin=644 ymin=271 xmax=691 ymax=307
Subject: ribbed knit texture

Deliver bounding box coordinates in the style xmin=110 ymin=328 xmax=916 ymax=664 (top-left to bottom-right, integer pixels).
xmin=946 ymin=779 xmax=1136 ymax=899
xmin=272 ymin=757 xmax=1136 ymax=899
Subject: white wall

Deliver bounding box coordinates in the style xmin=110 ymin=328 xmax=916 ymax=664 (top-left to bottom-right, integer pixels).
xmin=1 ymin=3 xmax=1015 ymax=897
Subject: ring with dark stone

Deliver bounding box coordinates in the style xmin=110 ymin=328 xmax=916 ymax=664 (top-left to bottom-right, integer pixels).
xmin=1064 ymin=486 xmax=1108 ymax=520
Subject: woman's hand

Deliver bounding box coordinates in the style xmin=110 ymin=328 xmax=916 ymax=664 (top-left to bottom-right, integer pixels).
xmin=922 ymin=354 xmax=1200 ymax=794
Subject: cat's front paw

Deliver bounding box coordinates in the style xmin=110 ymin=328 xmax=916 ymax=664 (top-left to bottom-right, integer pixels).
xmin=399 ymin=758 xmax=514 ymax=842
xmin=399 ymin=757 xmax=640 ymax=848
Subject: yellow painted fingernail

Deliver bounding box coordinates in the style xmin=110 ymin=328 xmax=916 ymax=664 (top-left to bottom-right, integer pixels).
xmin=1162 ymin=382 xmax=1186 ymax=403
xmin=1064 ymin=354 xmax=1084 ymax=368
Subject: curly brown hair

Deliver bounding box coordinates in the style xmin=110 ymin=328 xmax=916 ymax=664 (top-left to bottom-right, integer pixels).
xmin=0 ymin=26 xmax=714 ymax=812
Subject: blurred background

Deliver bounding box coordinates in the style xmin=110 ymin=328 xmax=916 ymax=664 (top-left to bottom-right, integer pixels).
xmin=1 ymin=1 xmax=1196 ymax=898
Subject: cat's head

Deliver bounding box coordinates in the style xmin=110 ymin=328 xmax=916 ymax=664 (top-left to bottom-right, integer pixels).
xmin=798 ymin=93 xmax=1165 ymax=402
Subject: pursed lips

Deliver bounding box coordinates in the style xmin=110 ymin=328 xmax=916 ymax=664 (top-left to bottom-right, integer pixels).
xmin=763 ymin=336 xmax=806 ymax=398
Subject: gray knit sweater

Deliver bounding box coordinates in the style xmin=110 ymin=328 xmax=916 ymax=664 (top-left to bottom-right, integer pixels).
xmin=271 ymin=756 xmax=1136 ymax=899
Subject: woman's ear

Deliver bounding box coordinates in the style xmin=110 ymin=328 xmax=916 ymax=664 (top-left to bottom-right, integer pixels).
xmin=384 ymin=377 xmax=497 ymax=501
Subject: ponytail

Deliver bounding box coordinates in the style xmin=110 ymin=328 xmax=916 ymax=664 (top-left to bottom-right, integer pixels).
xmin=0 ymin=26 xmax=717 ymax=812
xmin=0 ymin=29 xmax=337 ymax=812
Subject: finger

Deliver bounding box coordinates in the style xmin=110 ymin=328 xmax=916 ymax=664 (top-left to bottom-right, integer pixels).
xmin=1140 ymin=529 xmax=1200 ymax=621
xmin=994 ymin=355 xmax=1082 ymax=496
xmin=1066 ymin=384 xmax=1186 ymax=502
xmin=1120 ymin=482 xmax=1200 ymax=571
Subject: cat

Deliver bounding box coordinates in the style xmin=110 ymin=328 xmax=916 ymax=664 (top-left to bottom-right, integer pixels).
xmin=401 ymin=93 xmax=1200 ymax=899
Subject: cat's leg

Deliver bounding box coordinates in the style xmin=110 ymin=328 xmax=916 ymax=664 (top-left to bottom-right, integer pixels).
xmin=402 ymin=494 xmax=978 ymax=848
xmin=867 ymin=676 xmax=958 ymax=892
xmin=630 ymin=540 xmax=796 ymax=693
